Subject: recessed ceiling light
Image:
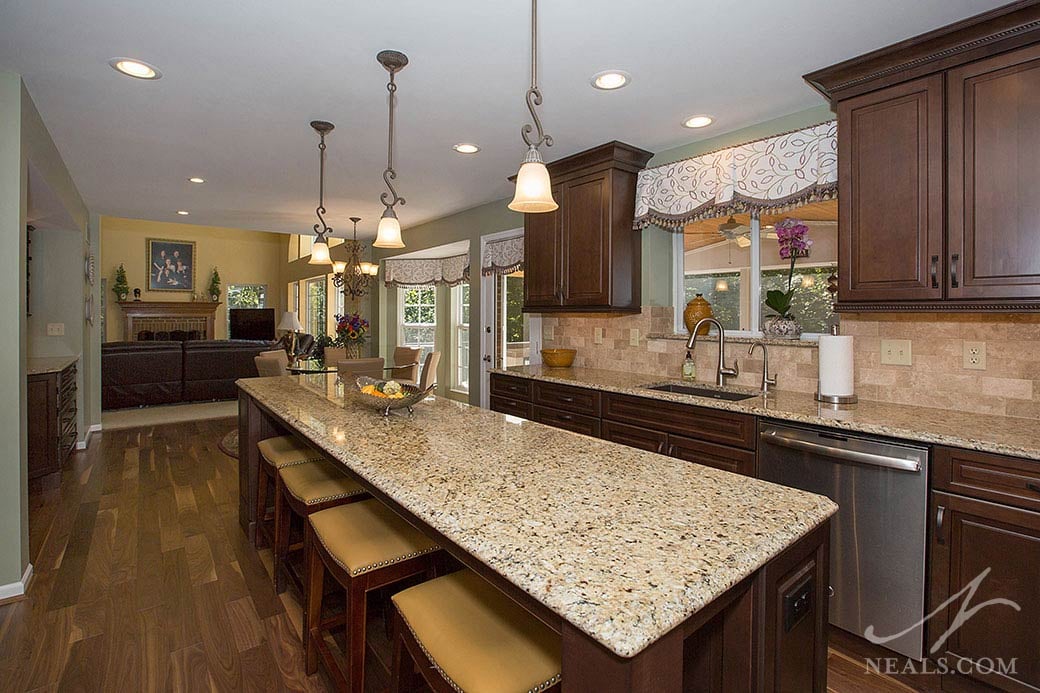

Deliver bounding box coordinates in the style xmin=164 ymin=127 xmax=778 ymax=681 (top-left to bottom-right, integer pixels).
xmin=683 ymin=115 xmax=714 ymax=129
xmin=453 ymin=143 xmax=480 ymax=154
xmin=176 ymin=210 xmax=189 ymax=216
xmin=591 ymin=70 xmax=631 ymax=90
xmin=188 ymin=176 xmax=205 ymax=184
xmin=109 ymin=58 xmax=162 ymax=80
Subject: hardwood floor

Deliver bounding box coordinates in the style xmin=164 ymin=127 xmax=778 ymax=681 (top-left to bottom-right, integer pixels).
xmin=1 ymin=417 xmax=923 ymax=692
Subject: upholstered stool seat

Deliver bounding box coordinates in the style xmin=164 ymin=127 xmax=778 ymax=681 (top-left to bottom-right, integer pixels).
xmin=305 ymin=499 xmax=442 ymax=692
xmin=391 ymin=570 xmax=561 ymax=693
xmin=279 ymin=458 xmax=366 ymax=506
xmin=255 ymin=435 xmax=326 ymax=549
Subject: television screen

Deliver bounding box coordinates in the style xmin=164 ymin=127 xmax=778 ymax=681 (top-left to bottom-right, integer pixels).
xmin=229 ymin=308 xmax=275 ymax=341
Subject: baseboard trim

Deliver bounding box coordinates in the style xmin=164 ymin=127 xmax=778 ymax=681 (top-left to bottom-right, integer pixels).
xmin=0 ymin=563 xmax=33 ymax=604
xmin=77 ymin=423 xmax=103 ymax=450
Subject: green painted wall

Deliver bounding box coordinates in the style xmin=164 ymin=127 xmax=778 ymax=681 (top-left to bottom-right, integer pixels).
xmin=0 ymin=71 xmax=29 ymax=586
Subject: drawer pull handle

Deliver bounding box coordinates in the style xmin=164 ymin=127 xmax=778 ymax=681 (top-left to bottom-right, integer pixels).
xmin=557 ymin=414 xmax=573 ymax=421
xmin=1028 ymin=482 xmax=1040 ymax=495
xmin=558 ymin=396 xmax=574 ymax=403
xmin=936 ymin=505 xmax=945 ymax=545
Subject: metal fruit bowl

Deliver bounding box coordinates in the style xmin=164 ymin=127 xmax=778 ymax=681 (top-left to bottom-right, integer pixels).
xmin=346 ymin=375 xmax=434 ymax=416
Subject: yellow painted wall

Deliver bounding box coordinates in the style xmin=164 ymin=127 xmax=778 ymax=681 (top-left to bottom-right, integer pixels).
xmin=100 ymin=216 xmax=289 ymax=341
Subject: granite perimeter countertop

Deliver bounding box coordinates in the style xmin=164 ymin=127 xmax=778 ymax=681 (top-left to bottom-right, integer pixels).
xmin=237 ymin=373 xmax=836 ymax=658
xmin=493 ymin=365 xmax=1040 ymax=461
xmin=26 ymin=355 xmax=78 ymax=376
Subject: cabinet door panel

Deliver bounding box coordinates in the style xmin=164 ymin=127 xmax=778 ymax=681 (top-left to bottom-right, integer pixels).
xmin=931 ymin=492 xmax=1040 ymax=690
xmin=838 ymin=75 xmax=944 ymax=301
xmin=523 ymin=185 xmax=563 ymax=308
xmin=562 ymin=172 xmax=611 ymax=306
xmin=948 ymin=43 xmax=1040 ymax=299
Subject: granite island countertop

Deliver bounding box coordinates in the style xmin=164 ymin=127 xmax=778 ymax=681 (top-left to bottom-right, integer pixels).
xmin=26 ymin=355 xmax=78 ymax=376
xmin=237 ymin=373 xmax=836 ymax=658
xmin=493 ymin=365 xmax=1040 ymax=461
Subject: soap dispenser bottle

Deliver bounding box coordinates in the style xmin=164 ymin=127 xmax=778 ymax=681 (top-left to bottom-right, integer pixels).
xmin=682 ymin=350 xmax=696 ymax=381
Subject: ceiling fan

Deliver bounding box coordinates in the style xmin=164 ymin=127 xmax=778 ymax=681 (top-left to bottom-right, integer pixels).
xmin=715 ymin=216 xmax=777 ymax=248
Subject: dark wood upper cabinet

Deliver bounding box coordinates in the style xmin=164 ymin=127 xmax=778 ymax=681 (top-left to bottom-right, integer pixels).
xmin=947 ymin=42 xmax=1040 ymax=300
xmin=837 ymin=75 xmax=944 ymax=302
xmin=806 ymin=1 xmax=1040 ymax=311
xmin=522 ymin=141 xmax=652 ymax=313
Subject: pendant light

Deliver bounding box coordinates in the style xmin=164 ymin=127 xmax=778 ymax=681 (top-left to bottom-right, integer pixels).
xmin=308 ymin=120 xmax=335 ymax=265
xmin=508 ymin=0 xmax=558 ymax=213
xmin=374 ymin=50 xmax=408 ymax=249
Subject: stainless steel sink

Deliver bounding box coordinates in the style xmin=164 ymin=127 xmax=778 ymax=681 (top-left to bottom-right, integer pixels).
xmin=644 ymin=383 xmax=758 ymax=401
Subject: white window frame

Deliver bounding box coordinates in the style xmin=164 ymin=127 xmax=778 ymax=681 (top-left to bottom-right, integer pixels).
xmin=304 ymin=276 xmax=327 ymax=336
xmin=398 ymin=284 xmax=437 ymax=358
xmin=450 ymin=284 xmax=470 ymax=394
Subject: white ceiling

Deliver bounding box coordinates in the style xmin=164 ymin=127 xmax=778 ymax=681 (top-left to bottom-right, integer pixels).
xmin=0 ymin=0 xmax=1005 ymax=240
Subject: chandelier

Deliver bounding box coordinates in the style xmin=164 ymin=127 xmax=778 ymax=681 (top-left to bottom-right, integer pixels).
xmin=332 ymin=217 xmax=378 ymax=304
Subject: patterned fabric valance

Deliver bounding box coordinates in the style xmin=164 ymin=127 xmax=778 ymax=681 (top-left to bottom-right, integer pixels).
xmin=633 ymin=121 xmax=838 ymax=231
xmin=384 ymin=253 xmax=470 ymax=287
xmin=481 ymin=236 xmax=524 ymax=276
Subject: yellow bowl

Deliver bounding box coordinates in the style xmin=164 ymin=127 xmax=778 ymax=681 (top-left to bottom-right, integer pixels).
xmin=540 ymin=348 xmax=576 ymax=368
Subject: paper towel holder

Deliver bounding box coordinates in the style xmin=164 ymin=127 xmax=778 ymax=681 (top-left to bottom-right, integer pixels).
xmin=816 ymin=324 xmax=857 ymax=404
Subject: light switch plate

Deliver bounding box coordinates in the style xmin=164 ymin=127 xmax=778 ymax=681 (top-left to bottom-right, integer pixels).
xmin=593 ymin=327 xmax=604 ymax=345
xmin=46 ymin=323 xmax=65 ymax=336
xmin=629 ymin=328 xmax=640 ymax=347
xmin=963 ymin=341 xmax=987 ymax=370
xmin=543 ymin=325 xmax=554 ymax=341
xmin=880 ymin=338 xmax=912 ymax=366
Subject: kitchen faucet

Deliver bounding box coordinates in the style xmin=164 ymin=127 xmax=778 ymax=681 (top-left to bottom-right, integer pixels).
xmin=686 ymin=317 xmax=738 ymax=387
xmin=748 ymin=341 xmax=777 ymax=394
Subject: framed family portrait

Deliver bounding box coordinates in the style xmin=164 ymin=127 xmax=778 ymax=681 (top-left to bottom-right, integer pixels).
xmin=147 ymin=238 xmax=196 ymax=291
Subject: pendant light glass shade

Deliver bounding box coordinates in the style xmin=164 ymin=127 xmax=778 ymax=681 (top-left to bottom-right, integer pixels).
xmin=359 ymin=261 xmax=378 ymax=276
xmin=309 ymin=239 xmax=332 ymax=264
xmin=374 ymin=207 xmax=405 ymax=248
xmin=509 ymin=147 xmax=557 ymax=213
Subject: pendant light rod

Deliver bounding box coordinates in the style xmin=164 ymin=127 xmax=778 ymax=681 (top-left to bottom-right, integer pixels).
xmin=377 ymin=50 xmax=408 ymax=211
xmin=310 ymin=120 xmax=335 ymax=242
xmin=521 ymin=0 xmax=552 ymax=151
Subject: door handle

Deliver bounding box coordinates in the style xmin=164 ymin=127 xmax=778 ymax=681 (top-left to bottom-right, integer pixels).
xmin=482 ymin=354 xmax=492 ymax=364
xmin=951 ymin=254 xmax=960 ymax=288
xmin=1027 ymin=482 xmax=1040 ymax=495
xmin=936 ymin=505 xmax=946 ymax=545
xmin=930 ymin=256 xmax=939 ymax=289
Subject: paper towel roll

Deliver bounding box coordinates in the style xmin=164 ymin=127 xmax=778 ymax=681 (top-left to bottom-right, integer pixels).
xmin=818 ymin=335 xmax=855 ymax=397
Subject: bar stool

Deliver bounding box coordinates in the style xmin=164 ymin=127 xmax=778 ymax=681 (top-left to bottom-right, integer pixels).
xmin=255 ymin=435 xmax=326 ymax=549
xmin=274 ymin=457 xmax=367 ymax=594
xmin=304 ymin=499 xmax=441 ymax=693
xmin=390 ymin=570 xmax=562 ymax=693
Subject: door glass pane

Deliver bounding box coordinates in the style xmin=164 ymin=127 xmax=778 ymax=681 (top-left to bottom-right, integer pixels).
xmin=496 ymin=272 xmax=529 ymax=369
xmin=305 ymin=277 xmax=326 ymax=336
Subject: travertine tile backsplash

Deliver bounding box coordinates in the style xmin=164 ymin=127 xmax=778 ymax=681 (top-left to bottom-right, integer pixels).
xmin=541 ymin=308 xmax=1040 ymax=418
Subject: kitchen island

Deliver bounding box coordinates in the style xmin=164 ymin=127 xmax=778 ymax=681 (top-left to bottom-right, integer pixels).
xmin=238 ymin=373 xmax=837 ymax=692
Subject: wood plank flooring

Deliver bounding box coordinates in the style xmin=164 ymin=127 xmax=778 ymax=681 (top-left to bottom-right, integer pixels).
xmin=1 ymin=416 xmax=924 ymax=692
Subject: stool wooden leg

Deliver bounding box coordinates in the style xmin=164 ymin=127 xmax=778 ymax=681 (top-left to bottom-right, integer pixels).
xmin=389 ymin=608 xmax=411 ymax=693
xmin=347 ymin=579 xmax=368 ymax=693
xmin=304 ymin=523 xmax=323 ymax=676
xmin=254 ymin=464 xmax=270 ymax=548
xmin=274 ymin=477 xmax=291 ymax=594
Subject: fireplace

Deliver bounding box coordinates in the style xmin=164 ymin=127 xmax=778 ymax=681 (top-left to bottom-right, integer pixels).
xmin=117 ymin=301 xmax=221 ymax=341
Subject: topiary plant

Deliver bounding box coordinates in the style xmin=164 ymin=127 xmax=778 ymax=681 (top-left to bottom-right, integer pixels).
xmin=208 ymin=267 xmax=221 ymax=301
xmin=113 ymin=264 xmax=130 ymax=300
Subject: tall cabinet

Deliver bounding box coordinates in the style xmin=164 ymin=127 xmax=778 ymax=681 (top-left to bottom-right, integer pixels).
xmin=805 ymin=2 xmax=1040 ymax=311
xmin=522 ymin=142 xmax=652 ymax=313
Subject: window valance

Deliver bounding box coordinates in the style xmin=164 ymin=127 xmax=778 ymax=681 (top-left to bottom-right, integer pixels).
xmin=481 ymin=236 xmax=524 ymax=276
xmin=384 ymin=253 xmax=470 ymax=287
xmin=633 ymin=121 xmax=838 ymax=231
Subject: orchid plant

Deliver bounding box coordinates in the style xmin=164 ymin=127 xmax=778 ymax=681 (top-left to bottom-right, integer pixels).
xmin=764 ymin=218 xmax=813 ymax=320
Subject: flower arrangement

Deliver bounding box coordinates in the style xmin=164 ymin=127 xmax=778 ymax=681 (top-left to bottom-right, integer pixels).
xmin=764 ymin=218 xmax=813 ymax=320
xmin=335 ymin=312 xmax=369 ymax=346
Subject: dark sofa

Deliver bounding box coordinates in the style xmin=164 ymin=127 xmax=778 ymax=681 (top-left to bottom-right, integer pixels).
xmin=102 ymin=339 xmax=274 ymax=410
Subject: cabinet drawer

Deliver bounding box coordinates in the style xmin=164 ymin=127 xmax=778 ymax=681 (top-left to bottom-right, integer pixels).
xmin=934 ymin=446 xmax=1040 ymax=513
xmin=490 ymin=396 xmax=532 ymax=420
xmin=490 ymin=375 xmax=532 ymax=401
xmin=603 ymin=393 xmax=756 ymax=450
xmin=532 ymin=381 xmax=601 ymax=416
xmin=667 ymin=434 xmax=756 ymax=477
xmin=531 ymin=406 xmax=600 ymax=438
xmin=601 ymin=421 xmax=667 ymax=454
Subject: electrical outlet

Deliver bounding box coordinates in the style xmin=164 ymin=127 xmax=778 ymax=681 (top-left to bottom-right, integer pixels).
xmin=629 ymin=328 xmax=640 ymax=347
xmin=46 ymin=323 xmax=65 ymax=336
xmin=880 ymin=338 xmax=912 ymax=366
xmin=543 ymin=325 xmax=554 ymax=341
xmin=963 ymin=341 xmax=987 ymax=370
xmin=593 ymin=327 xmax=604 ymax=345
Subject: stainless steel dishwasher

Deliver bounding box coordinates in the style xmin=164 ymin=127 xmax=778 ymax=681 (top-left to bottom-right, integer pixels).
xmin=758 ymin=421 xmax=929 ymax=661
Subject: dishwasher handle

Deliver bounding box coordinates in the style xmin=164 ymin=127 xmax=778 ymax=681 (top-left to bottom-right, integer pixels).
xmin=760 ymin=428 xmax=922 ymax=473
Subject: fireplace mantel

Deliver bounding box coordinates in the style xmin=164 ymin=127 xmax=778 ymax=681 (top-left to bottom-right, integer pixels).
xmin=118 ymin=301 xmax=222 ymax=341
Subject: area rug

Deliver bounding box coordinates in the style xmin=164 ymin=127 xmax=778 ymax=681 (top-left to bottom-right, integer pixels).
xmin=219 ymin=430 xmax=239 ymax=459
